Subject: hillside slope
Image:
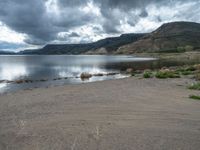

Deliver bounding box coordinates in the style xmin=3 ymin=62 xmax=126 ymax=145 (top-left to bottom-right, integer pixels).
xmin=117 ymin=22 xmax=200 ymax=54
xmin=20 ymin=33 xmax=146 ymax=55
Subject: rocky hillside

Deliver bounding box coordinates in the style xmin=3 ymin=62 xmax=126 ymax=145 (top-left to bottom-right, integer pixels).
xmin=117 ymin=22 xmax=200 ymax=54
xmin=20 ymin=33 xmax=146 ymax=55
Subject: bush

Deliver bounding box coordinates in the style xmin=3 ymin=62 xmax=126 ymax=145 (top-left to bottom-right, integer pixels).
xmin=143 ymin=71 xmax=153 ymax=78
xmin=181 ymin=70 xmax=193 ymax=75
xmin=155 ymin=70 xmax=180 ymax=79
xmin=177 ymin=47 xmax=185 ymax=53
xmin=189 ymin=95 xmax=200 ymax=100
xmin=188 ymin=82 xmax=200 ymax=90
xmin=185 ymin=45 xmax=194 ymax=51
xmin=175 ymin=65 xmax=196 ymax=75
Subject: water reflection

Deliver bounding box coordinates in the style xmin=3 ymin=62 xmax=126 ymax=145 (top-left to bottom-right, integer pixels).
xmin=0 ymin=65 xmax=28 ymax=80
xmin=56 ymin=66 xmax=108 ymax=78
xmin=0 ymin=83 xmax=7 ymax=89
xmin=0 ymin=55 xmax=199 ymax=94
xmin=1 ymin=55 xmax=155 ymax=93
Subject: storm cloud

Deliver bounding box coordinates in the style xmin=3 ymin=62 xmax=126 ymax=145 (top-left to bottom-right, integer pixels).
xmin=0 ymin=0 xmax=199 ymax=47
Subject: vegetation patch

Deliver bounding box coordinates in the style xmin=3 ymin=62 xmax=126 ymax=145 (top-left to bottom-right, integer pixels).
xmin=128 ymin=63 xmax=200 ymax=80
xmin=181 ymin=70 xmax=193 ymax=75
xmin=175 ymin=65 xmax=196 ymax=76
xmin=143 ymin=71 xmax=154 ymax=78
xmin=155 ymin=70 xmax=180 ymax=79
xmin=131 ymin=72 xmax=135 ymax=77
xmin=189 ymin=95 xmax=200 ymax=100
xmin=188 ymin=82 xmax=200 ymax=90
xmin=195 ymin=73 xmax=200 ymax=81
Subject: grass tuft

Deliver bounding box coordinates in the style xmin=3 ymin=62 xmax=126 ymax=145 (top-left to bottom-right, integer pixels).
xmin=143 ymin=71 xmax=153 ymax=78
xmin=188 ymin=82 xmax=200 ymax=90
xmin=155 ymin=70 xmax=180 ymax=79
xmin=189 ymin=95 xmax=200 ymax=100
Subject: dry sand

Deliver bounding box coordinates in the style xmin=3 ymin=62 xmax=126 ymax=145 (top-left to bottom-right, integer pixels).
xmin=0 ymin=77 xmax=200 ymax=150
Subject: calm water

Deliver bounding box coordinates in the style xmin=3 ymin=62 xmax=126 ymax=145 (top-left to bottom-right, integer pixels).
xmin=1 ymin=55 xmax=199 ymax=94
xmin=0 ymin=55 xmax=156 ymax=93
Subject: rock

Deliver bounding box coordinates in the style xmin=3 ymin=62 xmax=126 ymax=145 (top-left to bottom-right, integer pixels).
xmin=194 ymin=64 xmax=200 ymax=70
xmin=160 ymin=68 xmax=170 ymax=72
xmin=169 ymin=66 xmax=178 ymax=71
xmin=135 ymin=70 xmax=143 ymax=74
xmin=161 ymin=67 xmax=168 ymax=70
xmin=40 ymin=79 xmax=48 ymax=82
xmin=93 ymin=73 xmax=104 ymax=76
xmin=106 ymin=72 xmax=118 ymax=76
xmin=24 ymin=80 xmax=33 ymax=83
xmin=15 ymin=80 xmax=24 ymax=84
xmin=126 ymin=68 xmax=134 ymax=74
xmin=80 ymin=73 xmax=92 ymax=79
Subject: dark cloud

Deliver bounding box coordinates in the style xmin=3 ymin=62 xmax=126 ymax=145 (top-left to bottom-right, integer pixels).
xmin=57 ymin=0 xmax=89 ymax=7
xmin=139 ymin=10 xmax=148 ymax=18
xmin=68 ymin=32 xmax=80 ymax=38
xmin=0 ymin=0 xmax=56 ymax=44
xmin=0 ymin=0 xmax=94 ymax=45
xmin=0 ymin=0 xmax=199 ymax=46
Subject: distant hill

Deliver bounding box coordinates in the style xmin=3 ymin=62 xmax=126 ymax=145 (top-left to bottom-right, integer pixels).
xmin=0 ymin=51 xmax=15 ymax=55
xmin=117 ymin=22 xmax=200 ymax=54
xmin=20 ymin=33 xmax=146 ymax=55
xmin=16 ymin=21 xmax=200 ymax=55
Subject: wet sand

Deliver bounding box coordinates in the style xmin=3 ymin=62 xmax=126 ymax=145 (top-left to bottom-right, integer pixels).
xmin=0 ymin=77 xmax=200 ymax=150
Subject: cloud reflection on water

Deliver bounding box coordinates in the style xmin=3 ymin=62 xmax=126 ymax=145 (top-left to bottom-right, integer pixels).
xmin=0 ymin=65 xmax=28 ymax=80
xmin=0 ymin=55 xmax=157 ymax=94
xmin=54 ymin=66 xmax=110 ymax=78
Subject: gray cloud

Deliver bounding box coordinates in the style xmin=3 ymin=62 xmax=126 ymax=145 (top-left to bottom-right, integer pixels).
xmin=68 ymin=32 xmax=80 ymax=38
xmin=0 ymin=0 xmax=56 ymax=44
xmin=0 ymin=0 xmax=199 ymax=46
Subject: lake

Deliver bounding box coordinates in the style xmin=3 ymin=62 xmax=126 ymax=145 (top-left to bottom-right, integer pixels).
xmin=1 ymin=54 xmax=200 ymax=94
xmin=0 ymin=55 xmax=157 ymax=93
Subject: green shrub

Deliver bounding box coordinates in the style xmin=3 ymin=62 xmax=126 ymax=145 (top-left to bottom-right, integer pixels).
xmin=188 ymin=82 xmax=200 ymax=90
xmin=185 ymin=66 xmax=196 ymax=71
xmin=189 ymin=95 xmax=200 ymax=100
xmin=175 ymin=66 xmax=196 ymax=75
xmin=185 ymin=45 xmax=194 ymax=51
xmin=181 ymin=70 xmax=193 ymax=75
xmin=143 ymin=71 xmax=153 ymax=78
xmin=177 ymin=47 xmax=185 ymax=53
xmin=155 ymin=70 xmax=180 ymax=79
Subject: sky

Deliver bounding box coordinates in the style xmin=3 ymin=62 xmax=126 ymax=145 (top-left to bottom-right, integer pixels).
xmin=0 ymin=0 xmax=200 ymax=52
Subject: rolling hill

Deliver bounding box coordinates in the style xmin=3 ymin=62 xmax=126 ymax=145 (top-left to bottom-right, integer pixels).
xmin=20 ymin=33 xmax=146 ymax=55
xmin=117 ymin=21 xmax=200 ymax=54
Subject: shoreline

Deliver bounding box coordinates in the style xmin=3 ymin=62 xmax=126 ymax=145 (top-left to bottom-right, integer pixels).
xmin=0 ymin=76 xmax=200 ymax=149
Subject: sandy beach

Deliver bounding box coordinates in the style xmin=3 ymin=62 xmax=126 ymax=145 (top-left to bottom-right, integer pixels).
xmin=0 ymin=77 xmax=200 ymax=150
